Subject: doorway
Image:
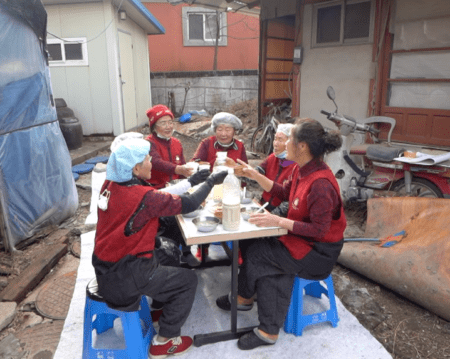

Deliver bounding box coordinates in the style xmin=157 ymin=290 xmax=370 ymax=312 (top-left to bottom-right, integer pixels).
xmin=118 ymin=30 xmax=138 ymax=131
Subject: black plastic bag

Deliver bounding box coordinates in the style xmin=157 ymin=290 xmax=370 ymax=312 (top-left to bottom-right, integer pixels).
xmin=154 ymin=236 xmax=181 ymax=267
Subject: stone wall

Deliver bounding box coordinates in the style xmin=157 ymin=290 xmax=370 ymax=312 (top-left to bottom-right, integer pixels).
xmin=150 ymin=70 xmax=258 ymax=116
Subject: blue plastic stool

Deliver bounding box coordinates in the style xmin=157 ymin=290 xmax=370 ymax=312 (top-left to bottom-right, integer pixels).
xmin=82 ymin=278 xmax=156 ymax=359
xmin=284 ymin=274 xmax=339 ymax=336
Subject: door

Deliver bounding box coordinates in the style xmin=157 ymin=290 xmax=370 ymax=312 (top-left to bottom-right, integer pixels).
xmin=259 ymin=16 xmax=295 ymax=123
xmin=378 ymin=15 xmax=450 ymax=147
xmin=118 ymin=31 xmax=137 ymax=131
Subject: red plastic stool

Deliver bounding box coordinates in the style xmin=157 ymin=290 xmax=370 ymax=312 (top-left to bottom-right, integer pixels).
xmin=284 ymin=274 xmax=339 ymax=336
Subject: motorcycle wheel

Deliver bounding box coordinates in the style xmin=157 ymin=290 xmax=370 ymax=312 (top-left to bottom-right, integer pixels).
xmin=392 ymin=177 xmax=443 ymax=198
xmin=251 ymin=125 xmax=273 ymax=155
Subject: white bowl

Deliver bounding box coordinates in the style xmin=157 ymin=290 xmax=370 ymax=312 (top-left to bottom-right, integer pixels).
xmin=241 ymin=206 xmax=260 ymax=221
xmin=182 ymin=205 xmax=204 ymax=218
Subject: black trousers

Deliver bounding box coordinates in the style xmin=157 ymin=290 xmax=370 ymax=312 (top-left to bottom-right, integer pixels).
xmin=140 ymin=263 xmax=197 ymax=338
xmin=237 ymin=237 xmax=343 ymax=335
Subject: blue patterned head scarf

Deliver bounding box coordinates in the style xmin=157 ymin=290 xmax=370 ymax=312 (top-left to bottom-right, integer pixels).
xmin=106 ymin=139 xmax=150 ymax=183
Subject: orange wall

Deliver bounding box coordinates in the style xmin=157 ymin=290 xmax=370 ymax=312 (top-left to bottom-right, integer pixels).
xmin=143 ymin=3 xmax=260 ymax=72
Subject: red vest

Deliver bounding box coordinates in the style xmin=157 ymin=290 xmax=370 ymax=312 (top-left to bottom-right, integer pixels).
xmin=278 ymin=166 xmax=347 ymax=260
xmin=262 ymin=154 xmax=296 ymax=207
xmin=206 ymin=136 xmax=247 ymax=168
xmin=146 ymin=134 xmax=184 ymax=188
xmin=94 ymin=181 xmax=159 ymax=263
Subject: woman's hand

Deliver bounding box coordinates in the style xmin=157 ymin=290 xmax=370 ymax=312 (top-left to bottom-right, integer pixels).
xmin=248 ymin=212 xmax=280 ymax=227
xmin=175 ymin=165 xmax=194 ymax=178
xmin=236 ymin=159 xmax=259 ymax=180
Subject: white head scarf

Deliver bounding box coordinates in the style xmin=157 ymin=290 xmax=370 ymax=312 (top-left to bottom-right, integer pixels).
xmin=276 ymin=124 xmax=293 ymax=137
xmin=275 ymin=124 xmax=293 ymax=159
xmin=211 ymin=112 xmax=242 ymax=132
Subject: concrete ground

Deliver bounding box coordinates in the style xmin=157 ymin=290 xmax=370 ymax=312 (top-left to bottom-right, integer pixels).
xmin=53 ymin=152 xmax=391 ymax=359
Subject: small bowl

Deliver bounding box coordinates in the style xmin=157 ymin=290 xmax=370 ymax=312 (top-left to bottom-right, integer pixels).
xmin=241 ymin=206 xmax=260 ymax=221
xmin=241 ymin=190 xmax=253 ymax=204
xmin=241 ymin=196 xmax=253 ymax=205
xmin=192 ymin=216 xmax=220 ymax=232
xmin=182 ymin=205 xmax=204 ymax=218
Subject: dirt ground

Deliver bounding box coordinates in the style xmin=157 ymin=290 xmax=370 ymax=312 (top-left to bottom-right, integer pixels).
xmin=1 ymin=99 xmax=449 ymax=358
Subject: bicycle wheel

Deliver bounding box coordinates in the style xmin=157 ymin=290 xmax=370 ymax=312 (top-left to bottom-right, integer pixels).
xmin=265 ymin=127 xmax=274 ymax=156
xmin=251 ymin=125 xmax=272 ymax=155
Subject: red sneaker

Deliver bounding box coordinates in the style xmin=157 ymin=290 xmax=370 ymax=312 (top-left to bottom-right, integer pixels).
xmin=151 ymin=309 xmax=163 ymax=325
xmin=238 ymin=249 xmax=243 ymax=266
xmin=149 ymin=336 xmax=193 ymax=359
xmin=195 ymin=246 xmax=208 ymax=262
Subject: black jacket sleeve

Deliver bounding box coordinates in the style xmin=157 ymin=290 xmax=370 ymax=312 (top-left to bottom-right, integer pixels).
xmin=179 ymin=178 xmax=214 ymax=213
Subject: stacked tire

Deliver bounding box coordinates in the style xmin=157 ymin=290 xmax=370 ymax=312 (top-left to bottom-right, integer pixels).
xmin=55 ymin=98 xmax=83 ymax=150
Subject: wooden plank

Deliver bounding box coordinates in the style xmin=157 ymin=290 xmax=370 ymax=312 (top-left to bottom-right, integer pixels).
xmin=47 ymin=228 xmax=71 ymax=245
xmin=15 ymin=226 xmax=69 ymax=251
xmin=0 ymin=243 xmax=68 ymax=303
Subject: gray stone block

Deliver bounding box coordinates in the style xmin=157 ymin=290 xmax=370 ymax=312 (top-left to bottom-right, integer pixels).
xmin=0 ymin=302 xmax=17 ymax=331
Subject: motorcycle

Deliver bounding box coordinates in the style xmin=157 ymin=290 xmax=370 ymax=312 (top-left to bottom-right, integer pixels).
xmin=321 ymin=86 xmax=450 ymax=202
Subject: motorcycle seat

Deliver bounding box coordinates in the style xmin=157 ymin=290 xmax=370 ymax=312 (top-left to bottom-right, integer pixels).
xmin=349 ymin=144 xmax=370 ymax=155
xmin=366 ymin=145 xmax=405 ymax=162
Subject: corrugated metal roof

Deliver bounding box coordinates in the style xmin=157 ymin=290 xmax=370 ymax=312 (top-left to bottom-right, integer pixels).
xmin=42 ymin=0 xmax=165 ymax=35
xmin=115 ymin=0 xmax=165 ymax=34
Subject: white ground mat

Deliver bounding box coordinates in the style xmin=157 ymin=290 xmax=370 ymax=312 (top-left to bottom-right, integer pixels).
xmin=54 ymin=231 xmax=391 ymax=359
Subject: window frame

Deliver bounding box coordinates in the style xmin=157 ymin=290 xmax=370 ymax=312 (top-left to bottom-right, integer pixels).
xmin=47 ymin=37 xmax=88 ymax=67
xmin=182 ymin=7 xmax=227 ymax=47
xmin=311 ymin=0 xmax=375 ymax=48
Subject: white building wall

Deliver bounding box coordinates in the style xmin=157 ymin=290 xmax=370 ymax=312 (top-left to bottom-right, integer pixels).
xmin=46 ymin=2 xmax=114 ymax=135
xmin=116 ymin=16 xmax=152 ymax=130
xmin=299 ymin=4 xmax=375 ymax=130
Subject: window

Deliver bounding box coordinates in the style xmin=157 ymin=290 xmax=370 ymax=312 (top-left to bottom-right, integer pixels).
xmin=312 ymin=0 xmax=374 ymax=47
xmin=387 ymin=18 xmax=450 ymax=110
xmin=47 ymin=38 xmax=88 ymax=66
xmin=182 ymin=7 xmax=227 ymax=47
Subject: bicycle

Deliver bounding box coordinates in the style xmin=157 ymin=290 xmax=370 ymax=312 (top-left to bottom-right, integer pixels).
xmin=251 ymin=102 xmax=292 ymax=156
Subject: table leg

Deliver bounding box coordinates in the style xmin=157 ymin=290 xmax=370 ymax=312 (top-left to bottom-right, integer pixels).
xmin=230 ymin=240 xmax=238 ymax=332
xmin=201 ymin=244 xmax=207 ymax=265
xmin=193 ymin=240 xmax=254 ymax=347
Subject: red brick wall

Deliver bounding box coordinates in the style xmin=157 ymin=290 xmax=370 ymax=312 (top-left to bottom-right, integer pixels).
xmin=143 ymin=3 xmax=260 ymax=72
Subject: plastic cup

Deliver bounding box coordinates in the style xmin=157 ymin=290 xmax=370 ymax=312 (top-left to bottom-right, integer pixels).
xmin=186 ymin=162 xmax=199 ymax=172
xmin=198 ymin=163 xmax=211 ymax=171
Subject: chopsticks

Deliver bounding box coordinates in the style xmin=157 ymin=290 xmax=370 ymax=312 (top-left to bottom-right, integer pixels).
xmin=256 ymin=202 xmax=269 ymax=213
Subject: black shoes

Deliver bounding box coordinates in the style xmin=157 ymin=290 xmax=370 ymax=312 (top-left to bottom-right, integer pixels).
xmin=181 ymin=252 xmax=200 ymax=267
xmin=216 ymin=294 xmax=253 ymax=311
xmin=238 ymin=328 xmax=277 ymax=350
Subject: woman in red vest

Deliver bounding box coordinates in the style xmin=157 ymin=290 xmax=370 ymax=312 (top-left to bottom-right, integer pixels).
xmin=216 ymin=119 xmax=347 ymax=351
xmin=146 ymin=104 xmax=203 ymax=266
xmin=255 ymin=123 xmax=296 ymax=215
xmin=191 ymin=112 xmax=248 ymax=169
xmin=92 ymin=139 xmax=227 ymax=358
xmin=191 ymin=112 xmax=248 ymax=261
xmin=146 ymin=105 xmax=193 ymax=189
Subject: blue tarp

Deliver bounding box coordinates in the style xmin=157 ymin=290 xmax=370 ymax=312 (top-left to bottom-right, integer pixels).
xmin=0 ymin=3 xmax=78 ymax=250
